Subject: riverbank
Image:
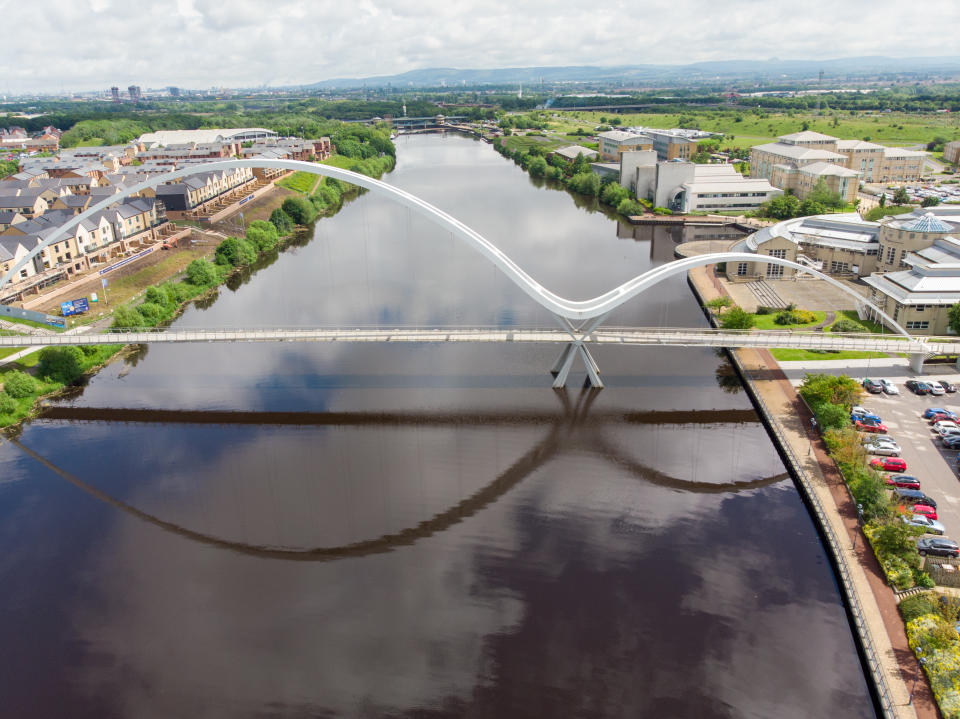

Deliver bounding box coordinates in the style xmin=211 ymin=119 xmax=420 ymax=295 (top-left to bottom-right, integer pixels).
xmin=688 ymin=264 xmax=935 ymax=718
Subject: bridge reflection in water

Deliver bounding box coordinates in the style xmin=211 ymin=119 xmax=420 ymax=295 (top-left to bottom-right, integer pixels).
xmin=13 ymin=390 xmax=786 ymax=562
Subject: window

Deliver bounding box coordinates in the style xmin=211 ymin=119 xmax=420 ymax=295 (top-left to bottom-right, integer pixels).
xmin=885 ymin=247 xmax=896 ymax=264
xmin=768 ymin=249 xmax=787 ymax=259
xmin=766 ymin=264 xmax=784 ymax=279
xmin=736 ymin=263 xmax=748 ymax=276
xmin=830 ymin=261 xmax=850 ymax=273
xmin=906 ymin=321 xmax=930 ymax=330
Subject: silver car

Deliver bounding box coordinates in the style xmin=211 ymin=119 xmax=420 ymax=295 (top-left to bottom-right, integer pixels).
xmin=903 ymin=515 xmax=946 ymax=535
xmin=881 ymin=379 xmax=899 ymax=395
xmin=863 ymin=441 xmax=901 ymax=456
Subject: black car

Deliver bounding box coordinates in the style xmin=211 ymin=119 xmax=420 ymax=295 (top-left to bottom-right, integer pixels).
xmin=862 ymin=378 xmax=883 ymax=394
xmin=893 ymin=487 xmax=938 ymax=508
xmin=906 ymin=380 xmax=931 ymax=395
xmin=936 ymin=380 xmax=957 ymax=394
xmin=917 ymin=537 xmax=960 ymax=557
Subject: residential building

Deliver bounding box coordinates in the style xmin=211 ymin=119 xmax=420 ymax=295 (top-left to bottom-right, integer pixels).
xmin=0 ymin=189 xmax=49 ymax=218
xmin=597 ymin=130 xmax=653 ymax=162
xmin=548 ymin=145 xmax=599 ymax=162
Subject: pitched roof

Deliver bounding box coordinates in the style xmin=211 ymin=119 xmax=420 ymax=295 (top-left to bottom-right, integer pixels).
xmin=778 ymin=131 xmax=838 ymax=143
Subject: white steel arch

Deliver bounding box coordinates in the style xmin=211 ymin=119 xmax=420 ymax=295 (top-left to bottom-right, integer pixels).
xmin=0 ymin=158 xmax=913 ymax=386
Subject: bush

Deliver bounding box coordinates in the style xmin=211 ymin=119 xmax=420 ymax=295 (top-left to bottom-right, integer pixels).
xmin=0 ymin=392 xmax=15 ymax=415
xmin=773 ymin=309 xmax=818 ymax=325
xmin=186 ymin=258 xmax=218 ymax=287
xmin=545 ymin=166 xmax=563 ymax=181
xmin=899 ymin=594 xmax=937 ymax=623
xmin=653 ymin=206 xmax=672 ymax=215
xmin=830 ymin=317 xmax=866 ymax=333
xmin=2 ymin=370 xmax=36 ymax=398
xmin=214 ymin=237 xmax=257 ymax=267
xmin=37 ymin=346 xmax=85 ymax=384
xmin=269 ymin=208 xmax=294 ymax=235
xmin=246 ymin=220 xmax=279 ymax=252
xmin=720 ymin=306 xmax=755 ymax=330
xmin=600 ymin=182 xmax=629 ymax=207
xmin=112 ymin=305 xmax=146 ymax=329
xmin=616 ymin=198 xmax=646 ymax=216
xmin=812 ymin=401 xmax=849 ymax=431
xmin=281 ymin=196 xmax=318 ymax=225
xmin=567 ymin=172 xmax=600 ymax=197
xmin=527 ymin=156 xmax=548 ymax=178
xmin=755 ymin=305 xmax=774 ymax=315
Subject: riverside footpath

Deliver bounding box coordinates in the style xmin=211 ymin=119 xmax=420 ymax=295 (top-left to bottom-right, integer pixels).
xmin=688 ymin=265 xmax=937 ymax=719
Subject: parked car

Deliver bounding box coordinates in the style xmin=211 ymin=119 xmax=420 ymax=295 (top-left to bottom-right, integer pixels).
xmin=908 ymin=380 xmax=932 ymax=395
xmin=942 ymin=435 xmax=960 ymax=449
xmin=903 ymin=515 xmax=945 ymax=535
xmin=856 ymin=420 xmax=888 ymax=434
xmin=931 ymin=383 xmax=947 ymax=396
xmin=924 ymin=407 xmax=956 ymax=419
xmin=912 ymin=504 xmax=939 ymax=521
xmin=864 ymin=441 xmax=901 ymax=456
xmin=929 ymin=412 xmax=956 ymax=424
xmin=917 ymin=537 xmax=959 ymax=557
xmin=852 ymin=405 xmax=869 ymax=417
xmin=880 ymin=379 xmax=900 ymax=395
xmin=937 ymin=425 xmax=960 ymax=438
xmin=871 ymin=435 xmax=900 ymax=446
xmin=935 ymin=380 xmax=957 ymax=394
xmin=886 ymin=474 xmax=921 ymax=489
xmin=863 ymin=378 xmax=883 ymax=394
xmin=893 ymin=487 xmax=937 ymax=507
xmin=871 ymin=456 xmax=906 ymax=471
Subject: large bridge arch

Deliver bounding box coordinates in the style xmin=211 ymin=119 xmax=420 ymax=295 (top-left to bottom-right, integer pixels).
xmin=0 ymin=158 xmax=913 ymax=385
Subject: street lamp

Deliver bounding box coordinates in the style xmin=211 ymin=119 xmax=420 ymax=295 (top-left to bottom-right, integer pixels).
xmin=853 ymin=503 xmax=864 ymax=551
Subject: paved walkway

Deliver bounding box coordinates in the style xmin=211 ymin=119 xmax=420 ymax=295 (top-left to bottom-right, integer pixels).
xmin=690 ymin=265 xmax=936 ymax=719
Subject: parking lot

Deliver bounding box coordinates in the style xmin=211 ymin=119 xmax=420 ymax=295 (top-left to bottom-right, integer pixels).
xmin=848 ymin=375 xmax=960 ymax=540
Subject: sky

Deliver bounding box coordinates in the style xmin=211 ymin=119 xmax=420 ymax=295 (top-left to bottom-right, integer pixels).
xmin=2 ymin=0 xmax=960 ymax=94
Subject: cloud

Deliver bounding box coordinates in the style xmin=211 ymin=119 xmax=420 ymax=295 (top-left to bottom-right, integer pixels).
xmin=2 ymin=0 xmax=959 ymax=93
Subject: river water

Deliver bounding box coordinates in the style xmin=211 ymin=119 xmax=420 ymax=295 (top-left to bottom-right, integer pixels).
xmin=0 ymin=134 xmax=876 ymax=718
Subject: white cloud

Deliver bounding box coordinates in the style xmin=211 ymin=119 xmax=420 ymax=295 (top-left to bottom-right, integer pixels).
xmin=1 ymin=0 xmax=958 ymax=93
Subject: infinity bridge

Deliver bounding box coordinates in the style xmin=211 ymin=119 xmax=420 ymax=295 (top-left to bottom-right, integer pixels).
xmin=0 ymin=158 xmax=926 ymax=388
xmin=1 ymin=325 xmax=945 ymax=387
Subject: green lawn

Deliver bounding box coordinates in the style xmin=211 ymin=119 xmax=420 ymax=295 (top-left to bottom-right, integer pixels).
xmin=320 ymin=155 xmax=362 ymax=170
xmin=770 ymin=348 xmax=890 ymax=361
xmin=544 ymin=109 xmax=960 ymax=149
xmin=502 ymin=135 xmax=568 ymax=154
xmin=0 ymin=347 xmax=23 ymax=360
xmin=0 ymin=314 xmax=64 ymax=332
xmin=276 ymin=171 xmax=317 ymax=194
xmin=864 ymin=204 xmax=915 ymax=221
xmin=750 ymin=310 xmax=826 ymax=330
xmin=830 ymin=309 xmax=887 ymax=334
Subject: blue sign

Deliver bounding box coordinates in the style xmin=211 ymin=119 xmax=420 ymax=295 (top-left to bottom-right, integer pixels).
xmin=60 ymin=297 xmax=90 ymax=317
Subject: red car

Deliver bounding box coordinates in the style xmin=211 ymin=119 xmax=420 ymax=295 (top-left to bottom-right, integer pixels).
xmin=929 ymin=412 xmax=956 ymax=424
xmin=856 ymin=420 xmax=888 ymax=434
xmin=871 ymin=457 xmax=907 ymax=472
xmin=913 ymin=504 xmax=939 ymax=521
xmin=886 ymin=475 xmax=921 ymax=489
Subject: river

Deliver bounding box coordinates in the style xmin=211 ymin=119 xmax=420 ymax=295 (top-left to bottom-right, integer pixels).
xmin=0 ymin=133 xmax=876 ymax=718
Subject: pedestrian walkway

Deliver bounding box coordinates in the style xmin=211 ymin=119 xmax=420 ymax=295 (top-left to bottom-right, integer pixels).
xmin=689 ymin=264 xmax=935 ymax=719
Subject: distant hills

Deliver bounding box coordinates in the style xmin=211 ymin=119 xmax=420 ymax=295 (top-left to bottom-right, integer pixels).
xmin=306 ymin=57 xmax=960 ymax=89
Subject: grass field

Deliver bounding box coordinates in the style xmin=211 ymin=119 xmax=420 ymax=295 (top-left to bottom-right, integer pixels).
xmin=542 ymin=109 xmax=960 ymax=149
xmin=770 ymin=348 xmax=890 ymax=361
xmin=321 ymin=155 xmax=361 ymax=170
xmin=0 ymin=314 xmax=64 ymax=332
xmin=276 ymin=171 xmax=317 ymax=194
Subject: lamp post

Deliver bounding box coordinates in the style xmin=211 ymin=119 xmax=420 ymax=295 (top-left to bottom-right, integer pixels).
xmin=909 ymin=654 xmax=927 ymax=705
xmin=853 ymin=503 xmax=864 ymax=551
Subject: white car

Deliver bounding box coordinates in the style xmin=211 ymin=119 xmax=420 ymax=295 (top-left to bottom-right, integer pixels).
xmin=851 ymin=406 xmax=869 ymax=418
xmin=903 ymin=515 xmax=946 ymax=535
xmin=864 ymin=441 xmax=901 ymax=456
xmin=931 ymin=383 xmax=947 ymax=396
xmin=872 ymin=435 xmax=900 ymax=447
xmin=939 ymin=426 xmax=960 ymax=438
xmin=934 ymin=420 xmax=959 ymax=432
xmin=880 ymin=379 xmax=899 ymax=395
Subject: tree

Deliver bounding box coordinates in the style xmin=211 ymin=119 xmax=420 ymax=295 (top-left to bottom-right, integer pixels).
xmin=807 ymin=178 xmax=845 ymax=209
xmin=567 ymin=172 xmax=600 ymax=197
xmin=2 ymin=370 xmax=36 ymax=398
xmin=879 ymin=193 xmax=886 ymax=208
xmin=948 ymin=302 xmax=960 ymax=336
xmin=527 ymin=156 xmax=548 ymax=178
xmin=762 ymin=194 xmax=800 ymax=220
xmin=705 ymin=296 xmax=733 ymax=311
xmin=37 ymin=346 xmax=85 ymax=384
xmin=214 ymin=236 xmax=257 ymax=267
xmin=281 ymin=196 xmax=317 ymax=225
xmin=927 ymin=136 xmax=948 ymax=152
xmin=245 ymin=220 xmax=279 ymax=252
xmin=893 ymin=187 xmax=910 ymax=205
xmin=600 ymin=182 xmax=629 ymax=207
xmin=186 ymin=258 xmax=218 ymax=287
xmin=921 ymin=196 xmax=940 ymax=208
xmin=719 ymin=306 xmax=755 ymax=330
xmin=798 ymin=199 xmax=826 ymax=217
xmin=813 ymin=401 xmax=850 ymax=431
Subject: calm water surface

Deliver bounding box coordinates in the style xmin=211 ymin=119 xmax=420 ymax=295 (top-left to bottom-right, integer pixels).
xmin=0 ymin=134 xmax=876 ymax=718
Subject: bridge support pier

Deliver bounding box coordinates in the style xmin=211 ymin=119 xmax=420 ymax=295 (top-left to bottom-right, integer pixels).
xmin=551 ymin=342 xmax=603 ymax=389
xmin=909 ymin=353 xmax=926 ymax=375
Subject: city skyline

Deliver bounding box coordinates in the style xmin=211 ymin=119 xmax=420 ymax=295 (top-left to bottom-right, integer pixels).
xmin=2 ymin=0 xmax=960 ymax=94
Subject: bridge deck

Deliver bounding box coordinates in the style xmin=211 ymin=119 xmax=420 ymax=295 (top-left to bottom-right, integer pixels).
xmin=0 ymin=326 xmax=952 ymax=355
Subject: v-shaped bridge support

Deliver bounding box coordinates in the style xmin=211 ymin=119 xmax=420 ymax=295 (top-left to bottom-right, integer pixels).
xmin=550 ymin=313 xmax=608 ymax=389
